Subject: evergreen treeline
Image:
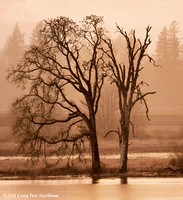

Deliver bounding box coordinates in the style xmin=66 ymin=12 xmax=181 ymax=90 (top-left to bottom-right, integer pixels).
xmin=153 ymin=21 xmax=183 ymax=108
xmin=0 ymin=20 xmax=183 ymax=110
xmin=155 ymin=20 xmax=182 ymax=70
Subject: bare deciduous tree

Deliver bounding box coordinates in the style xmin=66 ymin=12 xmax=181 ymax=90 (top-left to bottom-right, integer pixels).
xmin=8 ymin=15 xmax=106 ymax=173
xmin=102 ymin=26 xmax=156 ymax=173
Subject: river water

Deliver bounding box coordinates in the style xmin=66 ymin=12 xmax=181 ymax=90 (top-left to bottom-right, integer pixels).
xmin=0 ymin=178 xmax=183 ymax=200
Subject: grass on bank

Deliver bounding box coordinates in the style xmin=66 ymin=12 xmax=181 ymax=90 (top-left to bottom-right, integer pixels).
xmin=0 ymin=156 xmax=175 ymax=179
xmin=169 ymin=144 xmax=183 ymax=171
xmin=0 ymin=119 xmax=183 ymax=178
xmin=0 ymin=139 xmax=183 ymax=178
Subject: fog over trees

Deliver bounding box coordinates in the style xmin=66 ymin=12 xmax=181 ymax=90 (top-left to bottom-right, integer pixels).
xmin=1 ymin=23 xmax=25 ymax=67
xmin=101 ymin=26 xmax=156 ymax=172
xmin=0 ymin=23 xmax=25 ymax=111
xmin=155 ymin=21 xmax=180 ymax=70
xmin=7 ymin=15 xmax=107 ymax=173
xmin=1 ymin=16 xmax=183 ymax=173
xmin=154 ymin=20 xmax=183 ymax=108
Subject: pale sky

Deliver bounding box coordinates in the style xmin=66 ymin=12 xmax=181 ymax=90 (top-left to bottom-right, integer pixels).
xmin=0 ymin=0 xmax=183 ymax=48
xmin=0 ymin=0 xmax=183 ymax=112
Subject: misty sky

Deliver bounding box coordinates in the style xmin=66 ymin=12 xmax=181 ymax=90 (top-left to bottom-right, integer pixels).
xmin=0 ymin=0 xmax=183 ymax=112
xmin=0 ymin=0 xmax=183 ymax=48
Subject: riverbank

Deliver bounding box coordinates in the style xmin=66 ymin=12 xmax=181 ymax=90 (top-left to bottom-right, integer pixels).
xmin=1 ymin=170 xmax=183 ymax=181
xmin=0 ymin=136 xmax=183 ymax=180
xmin=0 ymin=155 xmax=183 ymax=180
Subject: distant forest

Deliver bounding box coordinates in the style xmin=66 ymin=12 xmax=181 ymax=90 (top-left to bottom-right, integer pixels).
xmin=1 ymin=20 xmax=183 ymax=111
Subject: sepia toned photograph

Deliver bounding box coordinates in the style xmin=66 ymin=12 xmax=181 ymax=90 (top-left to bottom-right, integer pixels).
xmin=0 ymin=0 xmax=183 ymax=199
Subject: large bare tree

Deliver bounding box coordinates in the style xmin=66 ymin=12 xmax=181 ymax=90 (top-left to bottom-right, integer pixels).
xmin=102 ymin=26 xmax=156 ymax=172
xmin=8 ymin=15 xmax=106 ymax=173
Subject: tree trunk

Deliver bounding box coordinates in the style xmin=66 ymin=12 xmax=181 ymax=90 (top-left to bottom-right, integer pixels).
xmin=90 ymin=133 xmax=101 ymax=173
xmin=88 ymin=106 xmax=101 ymax=173
xmin=119 ymin=123 xmax=129 ymax=173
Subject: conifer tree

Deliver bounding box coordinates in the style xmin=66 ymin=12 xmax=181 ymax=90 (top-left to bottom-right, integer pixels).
xmin=168 ymin=20 xmax=180 ymax=70
xmin=155 ymin=21 xmax=181 ymax=70
xmin=2 ymin=23 xmax=25 ymax=66
xmin=29 ymin=21 xmax=44 ymax=46
xmin=155 ymin=27 xmax=169 ymax=68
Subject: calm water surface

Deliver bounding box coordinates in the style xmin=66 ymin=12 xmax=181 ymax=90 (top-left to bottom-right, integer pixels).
xmin=0 ymin=178 xmax=183 ymax=200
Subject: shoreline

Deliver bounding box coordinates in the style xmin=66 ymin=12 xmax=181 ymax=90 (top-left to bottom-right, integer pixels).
xmin=0 ymin=153 xmax=182 ymax=180
xmin=1 ymin=167 xmax=183 ymax=181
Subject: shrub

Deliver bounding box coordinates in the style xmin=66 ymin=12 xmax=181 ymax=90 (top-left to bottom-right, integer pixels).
xmin=169 ymin=144 xmax=183 ymax=170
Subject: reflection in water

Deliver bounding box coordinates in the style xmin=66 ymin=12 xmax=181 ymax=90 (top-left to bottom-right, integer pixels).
xmin=0 ymin=178 xmax=183 ymax=200
xmin=92 ymin=177 xmax=127 ymax=184
xmin=92 ymin=176 xmax=100 ymax=184
xmin=91 ymin=176 xmax=128 ymax=184
xmin=121 ymin=176 xmax=127 ymax=184
xmin=92 ymin=176 xmax=128 ymax=184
